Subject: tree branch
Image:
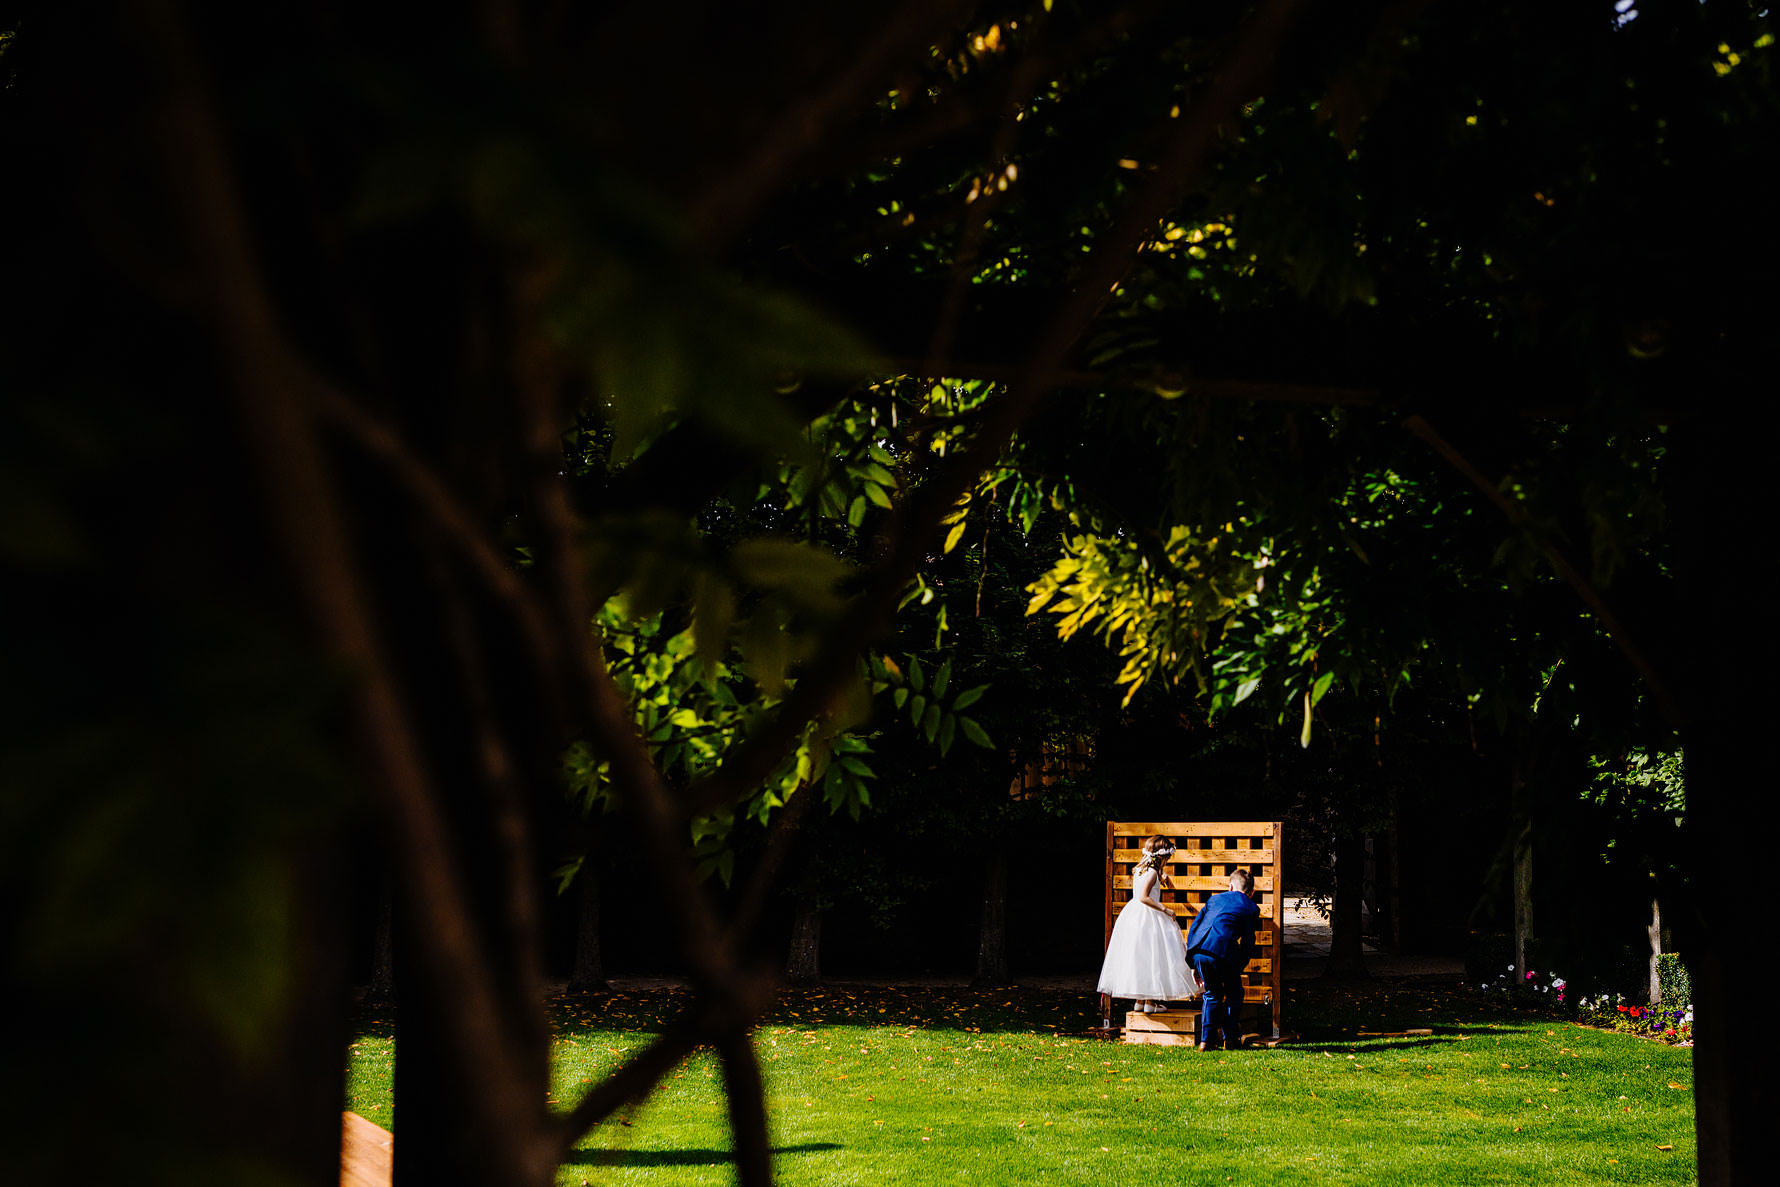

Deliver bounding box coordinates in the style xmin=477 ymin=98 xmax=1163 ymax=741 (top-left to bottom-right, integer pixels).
xmin=552 ymin=1019 xmax=704 ymax=1157
xmin=719 ymin=1032 xmax=775 ymax=1187
xmin=427 ymin=538 xmax=550 ymax=1051
xmin=553 ymin=970 xmax=782 ymax=1156
xmin=137 ymin=0 xmax=546 ymax=1159
xmin=307 ymin=380 xmax=568 ymax=720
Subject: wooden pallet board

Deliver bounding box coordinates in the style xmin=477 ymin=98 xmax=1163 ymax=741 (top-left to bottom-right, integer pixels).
xmin=1105 ymin=821 xmax=1285 ymax=1042
xmin=341 ymin=1110 xmax=393 ymax=1187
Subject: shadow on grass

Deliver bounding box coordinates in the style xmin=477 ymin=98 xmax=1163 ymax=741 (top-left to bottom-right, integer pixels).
xmin=564 ymin=1142 xmax=841 ymax=1168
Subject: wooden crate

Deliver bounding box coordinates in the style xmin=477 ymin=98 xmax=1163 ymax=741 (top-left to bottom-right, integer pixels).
xmin=1122 ymin=1009 xmax=1287 ymax=1048
xmin=1122 ymin=1009 xmax=1198 ymax=1046
xmin=1105 ymin=821 xmax=1285 ymax=1042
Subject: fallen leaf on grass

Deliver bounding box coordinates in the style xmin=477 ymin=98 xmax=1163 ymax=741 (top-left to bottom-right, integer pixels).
xmin=1657 ymin=1144 xmax=1674 ymax=1151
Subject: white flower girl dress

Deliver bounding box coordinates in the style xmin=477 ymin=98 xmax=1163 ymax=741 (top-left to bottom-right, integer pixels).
xmin=1097 ymin=862 xmax=1192 ymax=1005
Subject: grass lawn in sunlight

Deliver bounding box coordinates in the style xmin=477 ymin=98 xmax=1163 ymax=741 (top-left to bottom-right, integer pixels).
xmin=347 ymin=978 xmax=1694 ymax=1185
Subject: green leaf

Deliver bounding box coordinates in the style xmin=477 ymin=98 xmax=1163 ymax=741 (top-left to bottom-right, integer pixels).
xmin=692 ymin=573 xmax=736 ymax=668
xmin=938 ymin=714 xmax=957 ymax=756
xmin=893 ymin=687 xmax=910 ymax=709
xmin=909 ymin=657 xmax=925 ymax=692
xmin=944 ymin=519 xmax=969 ymax=553
xmin=959 ymin=717 xmax=994 ymax=748
xmin=951 ymin=684 xmax=989 ymax=710
xmin=551 ymin=856 xmax=584 ymax=896
xmin=932 ymin=660 xmax=951 ymax=700
xmin=864 ymin=481 xmax=894 ymax=509
xmin=731 ymin=537 xmax=852 ymax=612
xmin=909 ymin=693 xmax=927 ymax=724
xmin=862 ymin=462 xmax=896 ymax=488
xmin=922 ymin=702 xmax=941 ymax=742
xmin=1310 ymin=669 xmax=1336 ymax=706
xmin=1233 ymin=676 xmax=1262 ymax=705
xmin=741 ymin=614 xmax=789 ymax=697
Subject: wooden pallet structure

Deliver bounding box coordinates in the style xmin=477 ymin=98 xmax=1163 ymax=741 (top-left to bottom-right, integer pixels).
xmin=1106 ymin=821 xmax=1284 ymax=1047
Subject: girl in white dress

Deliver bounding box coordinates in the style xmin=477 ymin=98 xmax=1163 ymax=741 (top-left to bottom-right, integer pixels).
xmin=1098 ymin=835 xmax=1192 ymax=1012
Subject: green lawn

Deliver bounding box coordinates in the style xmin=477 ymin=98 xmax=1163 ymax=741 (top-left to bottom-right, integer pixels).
xmin=347 ymin=978 xmax=1696 ymax=1185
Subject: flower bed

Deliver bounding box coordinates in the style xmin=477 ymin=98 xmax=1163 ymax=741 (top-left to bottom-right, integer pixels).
xmin=1472 ymin=959 xmax=1694 ymax=1045
xmin=1575 ymin=994 xmax=1693 ymax=1044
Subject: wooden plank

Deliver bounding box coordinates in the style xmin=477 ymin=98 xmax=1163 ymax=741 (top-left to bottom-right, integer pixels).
xmin=1104 ymin=820 xmax=1114 ymax=952
xmin=1111 ymin=822 xmax=1277 ymax=837
xmin=341 ymin=1111 xmax=392 ymax=1187
xmin=1124 ymin=1027 xmax=1197 ymax=1046
xmin=1113 ymin=875 xmax=1275 ymax=892
xmin=1270 ymin=821 xmax=1285 ymax=1038
xmin=1123 ymin=1011 xmax=1198 ymax=1034
xmin=1113 ymin=847 xmax=1275 ymax=865
xmin=1165 ymin=906 xmax=1278 ymax=933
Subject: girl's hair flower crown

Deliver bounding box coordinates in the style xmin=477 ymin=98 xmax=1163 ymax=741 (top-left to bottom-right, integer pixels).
xmin=1136 ymin=840 xmax=1176 ymax=872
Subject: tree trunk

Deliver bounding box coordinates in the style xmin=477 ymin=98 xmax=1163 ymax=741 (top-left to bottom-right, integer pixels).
xmin=1324 ymin=829 xmax=1369 ymax=978
xmin=1383 ymin=786 xmax=1402 ymax=954
xmin=568 ymin=866 xmax=608 ymax=994
xmin=787 ymin=899 xmax=822 ymax=987
xmin=1510 ymin=748 xmax=1533 ymax=978
xmin=367 ymin=879 xmax=396 ymax=1003
xmin=1672 ymin=409 xmax=1772 ymax=1187
xmin=973 ymin=847 xmax=1010 ymax=987
xmin=1646 ymin=893 xmax=1662 ymax=1007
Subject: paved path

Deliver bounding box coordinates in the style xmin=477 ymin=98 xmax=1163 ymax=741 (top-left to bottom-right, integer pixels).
xmin=1276 ymin=892 xmax=1463 ymax=980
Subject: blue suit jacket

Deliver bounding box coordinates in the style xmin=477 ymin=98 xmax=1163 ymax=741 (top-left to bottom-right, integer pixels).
xmin=1184 ymin=890 xmax=1260 ymax=967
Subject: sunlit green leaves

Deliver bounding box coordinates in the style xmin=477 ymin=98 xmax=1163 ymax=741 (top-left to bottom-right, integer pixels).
xmin=567 ymin=604 xmax=884 ymax=868
xmin=1025 ymin=525 xmax=1262 ymax=706
xmin=869 ymin=654 xmax=993 ymax=757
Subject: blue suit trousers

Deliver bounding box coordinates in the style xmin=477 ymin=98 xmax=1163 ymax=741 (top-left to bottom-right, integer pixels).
xmin=1193 ymin=953 xmax=1244 ymax=1048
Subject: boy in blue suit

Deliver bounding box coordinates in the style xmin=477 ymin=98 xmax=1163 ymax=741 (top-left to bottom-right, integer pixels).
xmin=1183 ymin=867 xmax=1260 ymax=1051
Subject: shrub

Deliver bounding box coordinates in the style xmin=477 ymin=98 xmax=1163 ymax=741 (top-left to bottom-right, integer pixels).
xmin=1655 ymin=953 xmax=1690 ymax=1010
